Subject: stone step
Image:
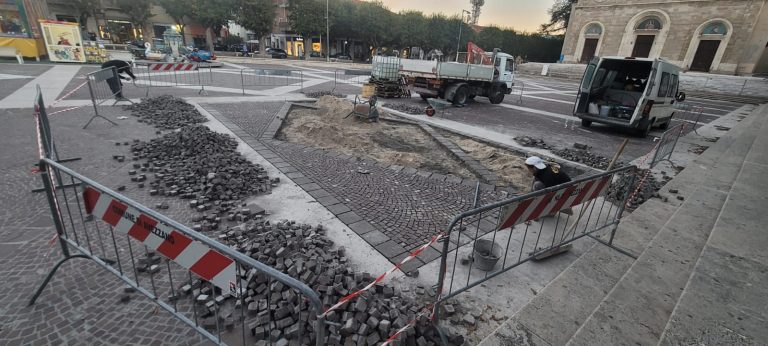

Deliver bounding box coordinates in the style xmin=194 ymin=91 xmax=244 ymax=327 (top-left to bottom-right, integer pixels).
xmin=565 ymin=106 xmax=764 ymax=345
xmin=476 ymin=104 xmax=765 ymax=346
xmin=658 ymin=108 xmax=768 ymax=345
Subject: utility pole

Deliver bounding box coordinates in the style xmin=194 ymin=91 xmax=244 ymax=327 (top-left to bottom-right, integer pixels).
xmin=326 ymin=0 xmax=330 ymax=62
xmin=456 ymin=10 xmax=470 ymax=62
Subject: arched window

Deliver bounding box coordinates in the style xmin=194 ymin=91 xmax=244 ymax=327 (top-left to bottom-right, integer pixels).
xmin=585 ymin=23 xmax=602 ymax=36
xmin=701 ymin=21 xmax=727 ymax=35
xmin=636 ymin=17 xmax=662 ymax=31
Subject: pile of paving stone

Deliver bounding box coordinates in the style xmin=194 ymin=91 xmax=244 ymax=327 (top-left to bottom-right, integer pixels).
xmin=552 ymin=143 xmax=621 ymax=170
xmin=127 ymin=126 xmax=276 ymax=231
xmin=606 ymin=169 xmax=664 ymax=211
xmin=303 ymin=90 xmax=345 ymax=99
xmin=513 ymin=136 xmax=551 ymax=149
xmin=124 ymin=95 xmax=206 ymax=129
xmin=385 ymin=103 xmax=423 ymax=115
xmin=173 ymin=219 xmax=465 ymax=346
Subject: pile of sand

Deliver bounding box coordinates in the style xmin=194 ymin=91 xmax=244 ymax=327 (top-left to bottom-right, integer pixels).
xmin=446 ymin=135 xmax=530 ymax=189
xmin=279 ymin=96 xmax=474 ymax=178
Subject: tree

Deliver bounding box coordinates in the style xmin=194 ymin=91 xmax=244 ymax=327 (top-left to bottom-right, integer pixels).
xmin=397 ymin=11 xmax=428 ymax=50
xmin=191 ymin=0 xmax=234 ymax=51
xmin=540 ymin=0 xmax=576 ymax=35
xmin=116 ymin=0 xmax=154 ymax=40
xmin=69 ymin=0 xmax=100 ymax=31
xmin=287 ymin=0 xmax=325 ymax=59
xmin=235 ymin=0 xmax=276 ymax=55
xmin=157 ymin=0 xmax=192 ymax=45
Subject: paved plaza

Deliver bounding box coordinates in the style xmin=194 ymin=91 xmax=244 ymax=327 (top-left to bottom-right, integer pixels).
xmin=0 ymin=58 xmax=759 ymax=345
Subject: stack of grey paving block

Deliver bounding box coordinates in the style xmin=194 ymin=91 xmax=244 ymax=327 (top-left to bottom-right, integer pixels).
xmin=178 ymin=219 xmax=465 ymax=346
xmin=128 ymin=126 xmax=276 ymax=228
xmin=124 ymin=95 xmax=207 ymax=130
xmin=606 ymin=169 xmax=665 ymax=211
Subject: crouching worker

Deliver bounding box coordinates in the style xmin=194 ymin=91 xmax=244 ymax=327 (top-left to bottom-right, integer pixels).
xmin=100 ymin=59 xmax=136 ymax=101
xmin=525 ymin=156 xmax=573 ymax=216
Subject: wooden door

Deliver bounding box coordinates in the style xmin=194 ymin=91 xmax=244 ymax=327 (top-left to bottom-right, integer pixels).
xmin=632 ymin=35 xmax=655 ymax=58
xmin=580 ymin=38 xmax=599 ymax=63
xmin=690 ymin=40 xmax=721 ymax=72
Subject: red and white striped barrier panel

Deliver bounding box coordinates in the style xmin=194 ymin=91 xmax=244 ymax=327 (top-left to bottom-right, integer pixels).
xmin=149 ymin=63 xmax=197 ymax=71
xmin=320 ymin=232 xmax=446 ymax=318
xmin=497 ymin=174 xmax=614 ymax=230
xmin=82 ymin=186 xmax=236 ymax=293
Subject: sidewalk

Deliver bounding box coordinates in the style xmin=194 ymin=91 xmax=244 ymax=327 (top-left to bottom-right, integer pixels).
xmin=478 ymin=103 xmax=768 ymax=345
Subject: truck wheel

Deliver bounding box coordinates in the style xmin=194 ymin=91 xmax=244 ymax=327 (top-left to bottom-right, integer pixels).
xmin=453 ymin=86 xmax=469 ymax=106
xmin=489 ymin=85 xmax=505 ymax=104
xmin=581 ymin=119 xmax=592 ymax=127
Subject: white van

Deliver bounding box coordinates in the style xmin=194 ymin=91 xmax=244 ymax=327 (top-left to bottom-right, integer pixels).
xmin=573 ymin=57 xmax=685 ymax=137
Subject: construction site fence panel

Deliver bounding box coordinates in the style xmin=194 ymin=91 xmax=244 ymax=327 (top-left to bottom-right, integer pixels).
xmin=239 ymin=69 xmax=303 ymax=95
xmin=674 ymin=102 xmax=705 ymax=131
xmin=133 ymin=63 xmax=214 ymax=97
xmin=650 ymin=123 xmax=686 ymax=168
xmin=332 ymin=69 xmax=371 ymax=93
xmin=87 ymin=67 xmax=121 ymax=106
xmin=432 ymin=165 xmax=638 ymax=320
xmin=31 ymin=157 xmax=328 ymax=345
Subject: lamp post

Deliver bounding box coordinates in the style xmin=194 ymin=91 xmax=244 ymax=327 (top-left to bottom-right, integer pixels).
xmin=326 ymin=0 xmax=330 ymax=62
xmin=456 ymin=9 xmax=470 ymax=62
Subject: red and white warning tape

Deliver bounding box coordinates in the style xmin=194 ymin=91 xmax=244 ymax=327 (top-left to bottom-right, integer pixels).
xmin=381 ymin=304 xmax=435 ymax=346
xmin=49 ymin=80 xmax=89 ymax=108
xmin=149 ymin=63 xmax=197 ymax=71
xmin=47 ymin=104 xmax=90 ymax=116
xmin=320 ymin=232 xmax=446 ymax=318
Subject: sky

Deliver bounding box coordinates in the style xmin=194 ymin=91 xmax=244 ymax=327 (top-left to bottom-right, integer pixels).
xmin=380 ymin=0 xmax=552 ymax=32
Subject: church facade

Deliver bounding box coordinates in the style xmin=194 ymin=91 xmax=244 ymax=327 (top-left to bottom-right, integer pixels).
xmin=560 ymin=0 xmax=768 ymax=75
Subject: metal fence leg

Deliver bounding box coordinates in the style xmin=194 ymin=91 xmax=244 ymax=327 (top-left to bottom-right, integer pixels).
xmin=28 ymin=254 xmax=92 ymax=306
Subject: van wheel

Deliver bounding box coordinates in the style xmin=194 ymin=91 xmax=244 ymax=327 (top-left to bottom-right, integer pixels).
xmin=581 ymin=119 xmax=592 ymax=127
xmin=659 ymin=119 xmax=670 ymax=130
xmin=637 ymin=118 xmax=653 ymax=138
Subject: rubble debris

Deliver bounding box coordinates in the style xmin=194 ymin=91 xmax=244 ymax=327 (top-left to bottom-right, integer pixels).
xmin=303 ymin=90 xmax=345 ymax=99
xmin=689 ymin=145 xmax=708 ymax=155
xmin=513 ymin=136 xmax=551 ymax=150
xmin=124 ymin=95 xmax=206 ymax=130
xmin=606 ymin=170 xmax=664 ymax=211
xmin=552 ymin=148 xmax=618 ymax=170
xmin=386 ymin=103 xmax=423 ymax=115
xmin=128 ymin=126 xmax=274 ymax=226
xmin=180 ymin=219 xmax=461 ymax=345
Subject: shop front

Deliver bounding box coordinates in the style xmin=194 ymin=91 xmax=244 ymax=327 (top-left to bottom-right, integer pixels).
xmin=0 ymin=0 xmax=46 ymax=59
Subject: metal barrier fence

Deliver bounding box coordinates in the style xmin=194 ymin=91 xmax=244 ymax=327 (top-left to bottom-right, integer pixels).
xmin=650 ymin=123 xmax=685 ymax=168
xmin=29 ymin=92 xmax=326 ymax=345
xmin=134 ymin=63 xmax=214 ymax=97
xmin=332 ymin=69 xmax=370 ymax=93
xmin=674 ymin=102 xmax=705 ymax=134
xmin=510 ymin=80 xmax=525 ymax=104
xmin=432 ymin=166 xmax=637 ymax=319
xmin=240 ymin=69 xmax=303 ymax=95
xmin=84 ymin=67 xmax=126 ymax=129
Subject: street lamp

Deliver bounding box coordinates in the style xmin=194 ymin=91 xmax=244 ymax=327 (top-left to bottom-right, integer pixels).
xmin=326 ymin=0 xmax=330 ymax=62
xmin=456 ymin=9 xmax=471 ymax=62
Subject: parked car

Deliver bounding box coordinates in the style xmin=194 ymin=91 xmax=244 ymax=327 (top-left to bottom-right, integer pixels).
xmin=267 ymin=48 xmax=288 ymax=59
xmin=332 ymin=53 xmax=352 ymax=60
xmin=309 ymin=51 xmax=322 ymax=58
xmin=573 ymin=57 xmax=685 ymax=137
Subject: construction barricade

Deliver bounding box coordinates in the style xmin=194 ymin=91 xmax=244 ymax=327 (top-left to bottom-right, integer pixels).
xmin=239 ymin=68 xmax=304 ymax=95
xmin=332 ymin=69 xmax=371 ymax=94
xmin=134 ymin=62 xmax=214 ymax=97
xmin=29 ymin=91 xmax=326 ymax=345
xmin=84 ymin=67 xmax=128 ymax=129
xmin=650 ymin=123 xmax=686 ymax=168
xmin=432 ymin=166 xmax=638 ymax=322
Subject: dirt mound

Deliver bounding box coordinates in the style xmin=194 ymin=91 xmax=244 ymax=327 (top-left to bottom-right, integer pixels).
xmin=444 ymin=134 xmax=529 ymax=189
xmin=279 ymin=97 xmax=473 ymax=178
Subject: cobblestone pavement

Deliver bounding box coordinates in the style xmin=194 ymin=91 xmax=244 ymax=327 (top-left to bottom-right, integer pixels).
xmin=203 ymin=102 xmax=508 ymax=269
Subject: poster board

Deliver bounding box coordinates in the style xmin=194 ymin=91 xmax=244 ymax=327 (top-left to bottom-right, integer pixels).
xmin=39 ymin=20 xmax=85 ymax=63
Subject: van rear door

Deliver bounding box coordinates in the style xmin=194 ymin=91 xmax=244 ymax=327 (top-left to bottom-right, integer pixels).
xmin=629 ymin=59 xmax=660 ymax=125
xmin=574 ymin=57 xmax=599 ymax=115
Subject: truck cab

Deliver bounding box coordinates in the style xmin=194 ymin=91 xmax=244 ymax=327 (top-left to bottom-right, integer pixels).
xmin=573 ymin=57 xmax=685 ymax=137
